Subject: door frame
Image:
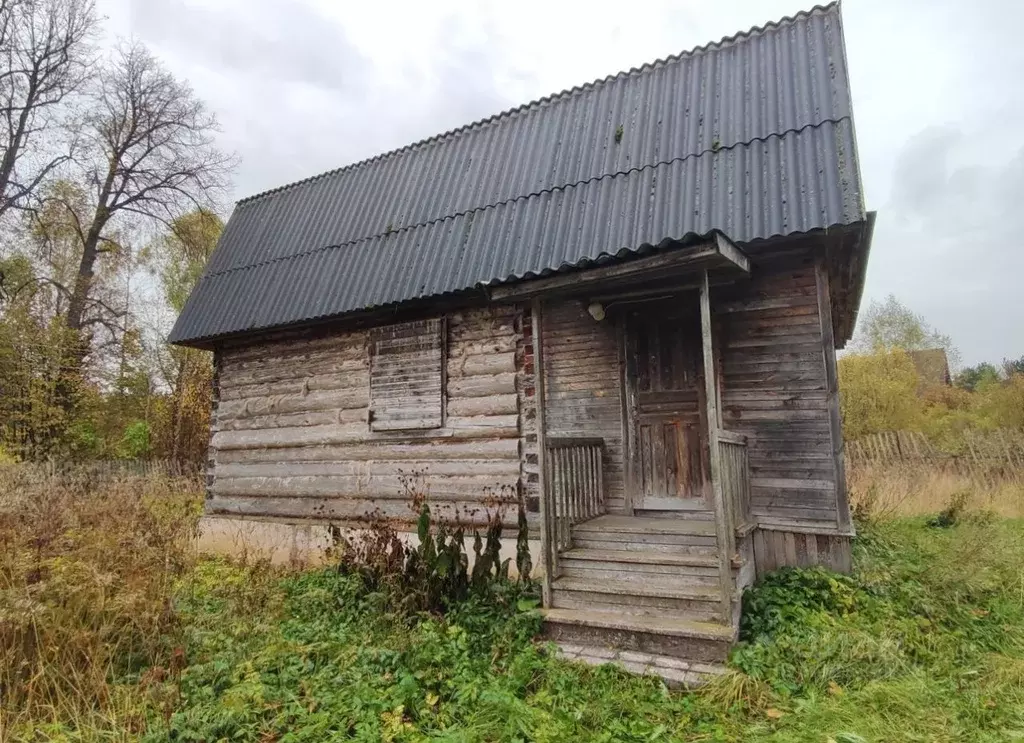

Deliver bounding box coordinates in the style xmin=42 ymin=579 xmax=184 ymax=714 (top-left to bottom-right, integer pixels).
xmin=619 ymin=302 xmax=713 ymax=513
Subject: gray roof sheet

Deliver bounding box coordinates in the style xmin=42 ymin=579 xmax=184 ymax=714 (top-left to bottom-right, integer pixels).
xmin=170 ymin=3 xmax=866 ymax=345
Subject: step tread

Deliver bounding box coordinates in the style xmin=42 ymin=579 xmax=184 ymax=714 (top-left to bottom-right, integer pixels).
xmin=551 ymin=576 xmax=723 ymax=601
xmin=543 ymin=608 xmax=734 ymax=641
xmin=559 ymin=548 xmax=719 ymax=568
xmin=573 ymin=515 xmax=717 ymax=537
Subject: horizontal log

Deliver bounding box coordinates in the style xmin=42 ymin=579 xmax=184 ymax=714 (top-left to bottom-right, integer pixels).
xmin=447 ymin=414 xmax=519 ymax=431
xmin=217 ymin=408 xmax=366 ymax=431
xmin=213 ymin=420 xmax=518 ymax=450
xmin=219 ymin=374 xmax=368 ymax=401
xmin=214 ymin=423 xmax=368 ymax=450
xmin=221 ymin=332 xmax=368 ymax=364
xmin=221 ymin=343 xmax=365 ymax=373
xmin=212 ymin=474 xmax=518 ymax=499
xmin=448 ymin=373 xmax=517 ymax=398
xmin=215 ymin=459 xmax=522 ymax=479
xmin=448 ymin=337 xmax=518 ymax=357
xmin=221 ymin=358 xmax=367 ymax=388
xmin=218 ymin=389 xmax=369 ymax=420
xmin=446 ymin=394 xmax=519 ymax=417
xmin=207 ymin=495 xmax=523 ymax=526
xmin=215 ymin=437 xmax=521 ymax=464
xmin=450 ymin=352 xmax=516 ymax=377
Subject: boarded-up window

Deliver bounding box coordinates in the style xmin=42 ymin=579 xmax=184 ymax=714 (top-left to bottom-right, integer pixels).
xmin=369 ymin=318 xmax=445 ymax=431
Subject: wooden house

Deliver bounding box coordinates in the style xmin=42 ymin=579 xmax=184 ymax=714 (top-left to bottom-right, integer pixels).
xmin=170 ymin=4 xmax=874 ymax=677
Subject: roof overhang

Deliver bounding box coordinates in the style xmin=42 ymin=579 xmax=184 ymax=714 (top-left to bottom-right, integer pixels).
xmin=488 ymin=233 xmax=750 ymax=302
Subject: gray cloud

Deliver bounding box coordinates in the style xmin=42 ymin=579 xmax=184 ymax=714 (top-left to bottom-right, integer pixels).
xmin=871 ymin=127 xmax=1024 ymax=366
xmin=107 ymin=0 xmax=1024 ymax=365
xmin=128 ymin=0 xmax=368 ymax=92
xmin=124 ymin=0 xmax=524 ymax=199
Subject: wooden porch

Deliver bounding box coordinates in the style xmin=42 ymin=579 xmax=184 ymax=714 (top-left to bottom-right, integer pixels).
xmin=529 ymin=264 xmax=758 ymax=683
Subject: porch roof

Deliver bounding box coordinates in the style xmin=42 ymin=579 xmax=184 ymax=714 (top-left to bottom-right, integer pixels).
xmin=170 ymin=3 xmax=868 ymax=348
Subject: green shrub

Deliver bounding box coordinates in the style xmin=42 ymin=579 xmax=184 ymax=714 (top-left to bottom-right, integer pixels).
xmin=118 ymin=419 xmax=153 ymax=459
xmin=740 ymin=567 xmax=860 ymax=641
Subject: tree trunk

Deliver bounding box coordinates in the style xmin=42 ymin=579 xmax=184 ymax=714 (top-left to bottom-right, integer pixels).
xmin=65 ymin=165 xmax=116 ymax=334
xmin=170 ymin=354 xmax=187 ymax=462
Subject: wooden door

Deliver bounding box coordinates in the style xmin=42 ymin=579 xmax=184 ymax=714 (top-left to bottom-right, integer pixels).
xmin=624 ymin=310 xmax=708 ymax=510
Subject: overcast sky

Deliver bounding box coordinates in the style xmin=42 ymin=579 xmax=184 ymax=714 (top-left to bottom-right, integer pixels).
xmin=97 ymin=0 xmax=1024 ymax=367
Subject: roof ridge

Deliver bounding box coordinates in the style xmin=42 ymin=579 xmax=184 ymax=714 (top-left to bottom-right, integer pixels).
xmin=235 ymin=3 xmax=839 ymax=207
xmin=206 ymin=117 xmax=850 ymax=282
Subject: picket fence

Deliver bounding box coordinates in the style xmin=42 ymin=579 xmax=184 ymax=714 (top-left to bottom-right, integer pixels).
xmin=4 ymin=458 xmax=201 ymax=481
xmin=846 ymin=429 xmax=1024 ymax=482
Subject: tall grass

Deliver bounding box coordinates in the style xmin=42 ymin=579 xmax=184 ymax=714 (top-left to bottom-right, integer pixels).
xmin=0 ymin=466 xmax=203 ymax=739
xmin=849 ymin=461 xmax=1024 ymax=519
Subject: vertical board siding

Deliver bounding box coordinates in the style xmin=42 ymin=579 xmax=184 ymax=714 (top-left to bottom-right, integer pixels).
xmin=542 ymin=301 xmax=626 ymax=514
xmin=717 ymin=255 xmax=840 ymax=526
xmin=207 ymin=306 xmax=529 ymax=527
xmin=753 ymin=529 xmax=852 ymax=574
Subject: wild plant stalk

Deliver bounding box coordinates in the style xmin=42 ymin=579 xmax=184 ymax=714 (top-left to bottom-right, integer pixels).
xmin=0 ymin=465 xmax=203 ymax=735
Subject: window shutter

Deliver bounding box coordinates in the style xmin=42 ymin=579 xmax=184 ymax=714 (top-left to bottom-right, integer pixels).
xmin=369 ymin=318 xmax=445 ymax=431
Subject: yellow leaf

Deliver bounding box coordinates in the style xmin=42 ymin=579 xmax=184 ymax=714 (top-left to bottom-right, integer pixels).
xmin=426 ymin=692 xmax=439 ymax=707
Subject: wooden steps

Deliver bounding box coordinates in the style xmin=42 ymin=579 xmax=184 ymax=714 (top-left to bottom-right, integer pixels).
xmin=558 ymin=548 xmax=720 ymax=585
xmin=542 ymin=607 xmax=734 ymax=666
xmin=543 ymin=514 xmax=738 ymax=683
xmin=570 ymin=515 xmax=718 ymax=554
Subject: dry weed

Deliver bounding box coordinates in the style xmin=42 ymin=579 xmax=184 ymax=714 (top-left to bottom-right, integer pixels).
xmin=848 ymin=462 xmax=1024 ymax=520
xmin=0 ymin=465 xmax=203 ymax=736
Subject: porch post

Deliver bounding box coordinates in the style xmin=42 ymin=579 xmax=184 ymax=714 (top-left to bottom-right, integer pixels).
xmin=699 ymin=270 xmax=734 ymax=621
xmin=531 ymin=299 xmax=554 ymax=606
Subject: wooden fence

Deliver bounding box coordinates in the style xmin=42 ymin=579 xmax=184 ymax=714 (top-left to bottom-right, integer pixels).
xmin=846 ymin=429 xmax=1024 ymax=481
xmin=2 ymin=459 xmax=202 ymax=481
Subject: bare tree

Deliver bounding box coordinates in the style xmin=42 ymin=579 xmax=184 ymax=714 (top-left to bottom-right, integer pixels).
xmin=61 ymin=40 xmax=233 ymax=339
xmin=0 ymin=0 xmax=98 ymax=220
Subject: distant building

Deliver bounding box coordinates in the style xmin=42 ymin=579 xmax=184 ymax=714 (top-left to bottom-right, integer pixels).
xmin=910 ymin=349 xmax=952 ymax=387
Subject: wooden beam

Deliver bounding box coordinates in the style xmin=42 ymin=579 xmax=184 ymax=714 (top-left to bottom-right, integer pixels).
xmin=490 ymin=243 xmax=717 ymax=300
xmin=531 ymin=299 xmax=554 ymax=605
xmin=815 ymin=258 xmax=852 ymax=533
xmin=700 ymin=269 xmax=734 ymax=621
xmin=618 ymin=317 xmax=639 ymax=513
xmin=714 ymin=232 xmax=751 ymax=273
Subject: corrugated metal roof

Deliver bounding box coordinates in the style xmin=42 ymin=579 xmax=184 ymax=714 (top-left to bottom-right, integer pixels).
xmin=170 ymin=3 xmax=866 ymax=345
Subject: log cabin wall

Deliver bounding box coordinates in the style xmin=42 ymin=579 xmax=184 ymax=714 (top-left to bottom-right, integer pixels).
xmin=540 ymin=300 xmax=627 ymax=515
xmin=716 ymin=252 xmax=846 ymax=534
xmin=205 ymin=305 xmax=535 ymax=529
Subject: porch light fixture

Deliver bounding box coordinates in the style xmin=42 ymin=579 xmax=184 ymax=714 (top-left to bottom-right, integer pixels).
xmin=587 ymin=302 xmax=606 ymax=321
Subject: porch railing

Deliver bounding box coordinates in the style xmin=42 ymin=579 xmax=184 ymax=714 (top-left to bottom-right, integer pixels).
xmin=545 ymin=437 xmax=605 ymax=556
xmin=718 ymin=431 xmax=753 ymax=548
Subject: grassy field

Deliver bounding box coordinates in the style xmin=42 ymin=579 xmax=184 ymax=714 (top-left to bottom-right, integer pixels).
xmin=1 ymin=469 xmax=1023 ymax=742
